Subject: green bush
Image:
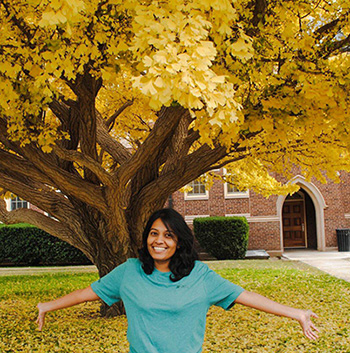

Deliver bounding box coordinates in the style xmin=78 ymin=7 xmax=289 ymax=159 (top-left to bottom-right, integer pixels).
xmin=193 ymin=216 xmax=249 ymax=260
xmin=0 ymin=225 xmax=91 ymax=266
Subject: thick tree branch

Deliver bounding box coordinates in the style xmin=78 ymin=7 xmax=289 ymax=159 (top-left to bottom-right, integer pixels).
xmin=49 ymin=98 xmax=81 ymax=173
xmin=0 ymin=195 xmax=92 ymax=256
xmin=52 ymin=145 xmax=115 ymax=187
xmin=96 ymin=111 xmax=132 ymax=164
xmin=49 ymin=97 xmax=70 ymax=125
xmin=132 ymin=144 xmax=228 ymax=212
xmin=24 ymin=146 xmax=108 ymax=213
xmin=161 ymin=114 xmax=197 ymax=176
xmin=0 ymin=168 xmax=84 ymax=225
xmin=0 ymin=149 xmax=52 ymax=186
xmin=185 ymin=129 xmax=200 ymax=147
xmin=117 ymin=106 xmax=189 ymax=186
xmin=0 ymin=117 xmax=108 ymax=213
xmin=64 ymin=70 xmax=102 ymax=185
xmin=251 ymin=0 xmax=267 ymax=27
xmin=173 ymin=144 xmax=228 ymax=187
xmin=0 ymin=199 xmax=74 ymax=242
xmin=66 ymin=69 xmax=102 ymax=99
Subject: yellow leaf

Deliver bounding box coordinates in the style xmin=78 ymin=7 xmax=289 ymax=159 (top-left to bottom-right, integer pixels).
xmin=154 ymin=77 xmax=164 ymax=88
xmin=29 ymin=65 xmax=42 ymax=77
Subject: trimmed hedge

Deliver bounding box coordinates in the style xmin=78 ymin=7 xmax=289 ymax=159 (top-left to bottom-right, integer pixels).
xmin=0 ymin=224 xmax=92 ymax=266
xmin=193 ymin=216 xmax=249 ymax=260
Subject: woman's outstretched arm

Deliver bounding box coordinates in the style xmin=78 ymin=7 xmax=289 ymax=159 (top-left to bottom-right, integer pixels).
xmin=235 ymin=291 xmax=319 ymax=340
xmin=36 ymin=286 xmax=99 ymax=331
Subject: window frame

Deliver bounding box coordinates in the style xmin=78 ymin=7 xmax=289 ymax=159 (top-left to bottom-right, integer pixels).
xmin=184 ymin=179 xmax=209 ymax=200
xmin=8 ymin=196 xmax=30 ymax=211
xmin=223 ymin=169 xmax=249 ymax=199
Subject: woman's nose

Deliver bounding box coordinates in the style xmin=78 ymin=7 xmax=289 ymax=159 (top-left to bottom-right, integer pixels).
xmin=155 ymin=235 xmax=165 ymax=243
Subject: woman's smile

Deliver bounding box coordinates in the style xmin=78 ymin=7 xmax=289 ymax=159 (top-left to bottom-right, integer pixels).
xmin=152 ymin=246 xmax=167 ymax=252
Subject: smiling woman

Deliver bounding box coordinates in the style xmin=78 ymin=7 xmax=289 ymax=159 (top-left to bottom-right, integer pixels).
xmin=146 ymin=218 xmax=178 ymax=271
xmin=139 ymin=208 xmax=198 ymax=280
xmin=36 ymin=208 xmax=319 ymax=353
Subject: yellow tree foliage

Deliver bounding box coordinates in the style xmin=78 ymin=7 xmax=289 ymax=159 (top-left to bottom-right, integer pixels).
xmin=0 ymin=0 xmax=350 ymax=314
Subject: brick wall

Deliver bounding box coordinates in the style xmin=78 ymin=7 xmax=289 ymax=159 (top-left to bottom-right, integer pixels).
xmin=171 ymin=168 xmax=350 ymax=252
xmin=249 ymin=191 xmax=278 ymax=216
xmin=247 ymin=221 xmax=281 ymax=250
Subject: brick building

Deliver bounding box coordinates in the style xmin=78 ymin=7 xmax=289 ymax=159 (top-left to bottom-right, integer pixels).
xmin=171 ymin=170 xmax=350 ymax=256
xmin=6 ymin=169 xmax=349 ymax=257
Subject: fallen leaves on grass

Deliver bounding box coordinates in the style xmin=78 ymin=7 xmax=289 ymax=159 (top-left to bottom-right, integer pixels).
xmin=0 ymin=261 xmax=349 ymax=352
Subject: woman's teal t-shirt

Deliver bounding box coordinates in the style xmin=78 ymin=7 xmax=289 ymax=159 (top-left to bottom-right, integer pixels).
xmin=91 ymin=259 xmax=244 ymax=353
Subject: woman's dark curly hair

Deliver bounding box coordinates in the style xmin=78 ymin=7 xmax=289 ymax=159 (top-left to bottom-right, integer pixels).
xmin=138 ymin=208 xmax=198 ymax=282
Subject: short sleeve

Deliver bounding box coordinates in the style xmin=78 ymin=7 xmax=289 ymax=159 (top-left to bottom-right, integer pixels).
xmin=90 ymin=261 xmax=128 ymax=306
xmin=203 ymin=265 xmax=244 ymax=310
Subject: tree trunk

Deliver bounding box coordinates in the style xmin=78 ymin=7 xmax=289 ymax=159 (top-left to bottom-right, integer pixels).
xmin=94 ymin=250 xmax=129 ymax=317
xmin=91 ymin=222 xmax=138 ymax=317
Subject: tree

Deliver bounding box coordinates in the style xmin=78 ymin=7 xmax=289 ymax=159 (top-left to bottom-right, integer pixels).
xmin=0 ymin=0 xmax=349 ymax=315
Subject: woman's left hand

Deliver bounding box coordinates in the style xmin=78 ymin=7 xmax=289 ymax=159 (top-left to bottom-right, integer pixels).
xmin=297 ymin=310 xmax=319 ymax=340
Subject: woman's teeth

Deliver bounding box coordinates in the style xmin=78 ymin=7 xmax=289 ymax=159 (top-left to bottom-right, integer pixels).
xmin=153 ymin=247 xmax=166 ymax=251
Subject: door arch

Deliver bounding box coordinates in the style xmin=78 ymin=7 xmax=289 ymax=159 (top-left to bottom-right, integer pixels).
xmin=277 ymin=176 xmax=327 ymax=251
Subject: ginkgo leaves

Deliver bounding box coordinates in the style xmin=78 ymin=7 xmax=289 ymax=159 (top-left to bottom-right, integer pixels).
xmin=130 ymin=0 xmax=252 ymax=147
xmin=1 ymin=0 xmax=350 ymax=195
xmin=1 ymin=0 xmax=254 ymax=151
xmin=38 ymin=0 xmax=85 ymax=27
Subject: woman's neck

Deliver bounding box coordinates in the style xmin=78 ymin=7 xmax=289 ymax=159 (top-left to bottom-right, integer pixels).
xmin=154 ymin=260 xmax=171 ymax=272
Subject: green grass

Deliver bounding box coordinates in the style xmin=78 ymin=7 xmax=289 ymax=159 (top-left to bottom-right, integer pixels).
xmin=0 ymin=223 xmax=34 ymax=228
xmin=0 ymin=260 xmax=349 ymax=352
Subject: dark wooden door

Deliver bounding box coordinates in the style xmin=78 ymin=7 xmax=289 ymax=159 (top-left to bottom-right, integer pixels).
xmin=283 ymin=201 xmax=306 ymax=248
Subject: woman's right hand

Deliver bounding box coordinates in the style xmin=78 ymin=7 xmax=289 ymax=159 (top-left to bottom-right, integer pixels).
xmin=35 ymin=286 xmax=99 ymax=331
xmin=36 ymin=303 xmax=47 ymax=331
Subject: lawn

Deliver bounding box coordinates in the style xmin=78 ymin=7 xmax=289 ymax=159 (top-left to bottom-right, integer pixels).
xmin=0 ymin=260 xmax=349 ymax=352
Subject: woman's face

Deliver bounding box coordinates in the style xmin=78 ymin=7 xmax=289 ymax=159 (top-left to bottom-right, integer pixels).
xmin=147 ymin=218 xmax=178 ymax=272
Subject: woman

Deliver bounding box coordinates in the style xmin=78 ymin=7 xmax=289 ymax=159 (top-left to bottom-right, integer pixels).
xmin=36 ymin=208 xmax=319 ymax=352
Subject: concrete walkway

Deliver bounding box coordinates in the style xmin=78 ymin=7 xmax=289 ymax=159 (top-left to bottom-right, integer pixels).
xmin=282 ymin=249 xmax=350 ymax=283
xmin=0 ymin=265 xmax=97 ymax=276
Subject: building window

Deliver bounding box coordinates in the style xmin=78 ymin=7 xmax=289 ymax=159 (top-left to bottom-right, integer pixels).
xmin=10 ymin=196 xmax=29 ymax=211
xmin=185 ymin=179 xmax=209 ymax=200
xmin=227 ymin=183 xmax=240 ymax=193
xmin=224 ymin=181 xmax=249 ymax=199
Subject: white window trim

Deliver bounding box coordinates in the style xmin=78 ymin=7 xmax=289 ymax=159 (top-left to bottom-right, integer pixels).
xmin=5 ymin=198 xmax=11 ymax=211
xmin=185 ymin=215 xmax=210 ymax=224
xmin=225 ymin=214 xmax=279 ymax=222
xmin=225 ymin=213 xmax=251 ymax=218
xmin=224 ymin=182 xmax=249 ymax=199
xmin=184 ymin=191 xmax=209 ymax=200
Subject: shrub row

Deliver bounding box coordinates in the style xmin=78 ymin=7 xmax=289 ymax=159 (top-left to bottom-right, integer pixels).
xmin=193 ymin=216 xmax=249 ymax=260
xmin=0 ymin=224 xmax=92 ymax=266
